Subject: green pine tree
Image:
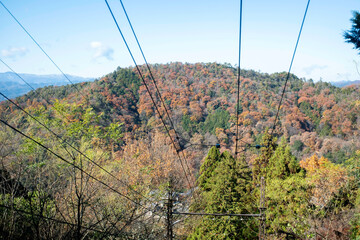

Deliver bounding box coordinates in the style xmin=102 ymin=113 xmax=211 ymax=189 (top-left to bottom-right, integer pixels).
xmin=265 ymin=138 xmax=310 ymax=239
xmin=267 ymin=138 xmax=300 ymax=180
xmin=197 ymin=147 xmax=221 ymax=191
xmin=252 ymin=129 xmax=277 ymax=183
xmin=189 ymin=148 xmax=257 ymax=239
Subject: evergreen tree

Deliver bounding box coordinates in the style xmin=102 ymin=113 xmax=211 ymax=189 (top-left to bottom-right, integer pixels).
xmin=197 ymin=147 xmax=221 ymax=191
xmin=252 ymin=130 xmax=277 ymax=183
xmin=201 ymin=109 xmax=230 ymax=134
xmin=265 ymin=138 xmax=310 ymax=239
xmin=267 ymin=138 xmax=300 ymax=180
xmin=344 ymin=11 xmax=360 ymax=53
xmin=189 ymin=148 xmax=257 ymax=239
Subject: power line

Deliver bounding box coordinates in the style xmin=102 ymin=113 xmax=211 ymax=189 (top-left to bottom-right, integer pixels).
xmin=0 ymin=1 xmax=85 ymax=98
xmin=117 ymin=0 xmax=176 ymax=132
xmin=176 ymin=136 xmax=218 ymax=149
xmin=270 ymin=0 xmax=311 ymax=137
xmin=0 ymin=90 xmax=155 ymax=205
xmin=173 ymin=211 xmax=261 ymax=218
xmin=119 ymin=0 xmax=250 ymax=160
xmin=117 ymin=0 xmax=194 ymax=185
xmin=0 ymin=58 xmax=35 ymax=92
xmin=185 ymin=143 xmax=218 ymax=148
xmin=118 ymin=0 xmax=250 ymax=167
xmin=237 ymin=137 xmax=253 ymax=147
xmin=181 ymin=138 xmax=256 ymax=150
xmin=1 ymin=0 xmax=191 ymax=197
xmin=0 ymin=119 xmax=160 ymax=216
xmin=235 ymin=0 xmax=243 ymax=157
xmin=0 ymin=203 xmax=153 ymax=238
xmin=104 ymin=0 xmax=193 ymax=192
xmin=0 ymin=57 xmax=157 ymax=206
xmin=0 ymin=57 xmax=71 ymax=121
xmin=0 ymin=204 xmax=112 ymax=235
xmin=0 ymin=91 xmax=75 ymax=160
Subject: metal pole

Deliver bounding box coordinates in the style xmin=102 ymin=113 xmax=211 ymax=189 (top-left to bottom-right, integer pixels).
xmin=259 ymin=176 xmax=266 ymax=240
xmin=166 ymin=179 xmax=174 ymax=240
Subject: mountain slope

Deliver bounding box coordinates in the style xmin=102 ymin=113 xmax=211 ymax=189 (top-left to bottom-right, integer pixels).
xmin=2 ymin=62 xmax=359 ymax=165
xmin=0 ymin=62 xmax=359 ymax=238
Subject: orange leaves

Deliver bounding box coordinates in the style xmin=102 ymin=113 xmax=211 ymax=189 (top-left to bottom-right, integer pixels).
xmin=300 ymin=154 xmax=348 ymax=207
xmin=300 ymin=154 xmax=329 ymax=173
xmin=208 ymin=80 xmax=217 ymax=88
xmin=215 ymin=128 xmax=228 ymax=145
xmin=284 ymin=107 xmax=310 ymax=131
xmin=297 ymin=96 xmax=311 ymax=105
xmin=189 ymin=102 xmax=203 ymax=121
xmin=117 ymin=131 xmax=193 ymax=191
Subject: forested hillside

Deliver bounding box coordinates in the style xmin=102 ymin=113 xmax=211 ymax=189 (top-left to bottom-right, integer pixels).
xmin=0 ymin=62 xmax=360 ymax=239
xmin=7 ymin=62 xmax=360 ymax=162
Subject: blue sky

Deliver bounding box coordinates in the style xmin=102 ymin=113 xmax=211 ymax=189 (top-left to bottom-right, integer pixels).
xmin=0 ymin=0 xmax=359 ymax=82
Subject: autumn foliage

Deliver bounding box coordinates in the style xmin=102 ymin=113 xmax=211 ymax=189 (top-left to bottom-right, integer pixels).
xmin=0 ymin=62 xmax=360 ymax=238
xmin=300 ymin=154 xmax=348 ymax=207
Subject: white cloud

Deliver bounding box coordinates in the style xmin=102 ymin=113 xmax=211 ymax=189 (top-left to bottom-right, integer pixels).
xmin=1 ymin=47 xmax=29 ymax=59
xmin=90 ymin=41 xmax=114 ymax=61
xmin=302 ymin=64 xmax=328 ymax=75
xmin=90 ymin=41 xmax=102 ymax=48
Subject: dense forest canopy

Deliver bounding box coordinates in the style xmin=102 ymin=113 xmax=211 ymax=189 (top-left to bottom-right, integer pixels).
xmin=0 ymin=62 xmax=360 ymax=239
xmin=7 ymin=62 xmax=358 ymax=163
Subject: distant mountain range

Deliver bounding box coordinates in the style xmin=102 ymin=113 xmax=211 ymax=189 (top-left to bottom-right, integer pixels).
xmin=0 ymin=72 xmax=94 ymax=99
xmin=330 ymin=80 xmax=360 ymax=88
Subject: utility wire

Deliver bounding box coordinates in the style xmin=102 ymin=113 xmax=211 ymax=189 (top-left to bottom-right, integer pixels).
xmin=117 ymin=0 xmax=193 ymax=184
xmin=173 ymin=211 xmax=261 ymax=217
xmin=0 ymin=58 xmax=157 ymax=206
xmin=119 ymin=0 xmax=250 ymax=157
xmin=238 ymin=138 xmax=252 ymax=146
xmin=270 ymin=0 xmax=311 ymax=137
xmin=125 ymin=0 xmax=250 ymax=163
xmin=0 ymin=204 xmax=113 ymax=235
xmin=117 ymin=0 xmax=176 ymax=133
xmin=185 ymin=143 xmax=218 ymax=148
xmin=0 ymin=1 xmax=85 ymax=98
xmin=1 ymin=2 xmax=183 ymax=204
xmin=235 ymin=0 xmax=243 ymax=157
xmin=0 ymin=58 xmax=155 ymax=203
xmin=0 ymin=57 xmax=71 ymax=121
xmin=180 ymin=137 xmax=254 ymax=150
xmin=0 ymin=203 xmax=153 ymax=238
xmin=0 ymin=91 xmax=76 ymax=160
xmin=0 ymin=58 xmax=35 ymax=92
xmin=0 ymin=91 xmax=155 ymax=206
xmin=104 ymin=0 xmax=193 ymax=191
xmin=0 ymin=119 xmax=161 ymax=217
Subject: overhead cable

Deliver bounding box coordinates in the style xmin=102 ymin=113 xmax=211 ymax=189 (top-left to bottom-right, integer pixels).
xmin=117 ymin=0 xmax=193 ymax=183
xmin=0 ymin=90 xmax=154 ymax=205
xmin=0 ymin=1 xmax=85 ymax=98
xmin=0 ymin=57 xmax=71 ymax=121
xmin=104 ymin=0 xmax=193 ymax=191
xmin=0 ymin=204 xmax=111 ymax=235
xmin=235 ymin=0 xmax=243 ymax=157
xmin=0 ymin=119 xmax=161 ymax=216
xmin=0 ymin=91 xmax=75 ymax=160
xmin=270 ymin=0 xmax=311 ymax=137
